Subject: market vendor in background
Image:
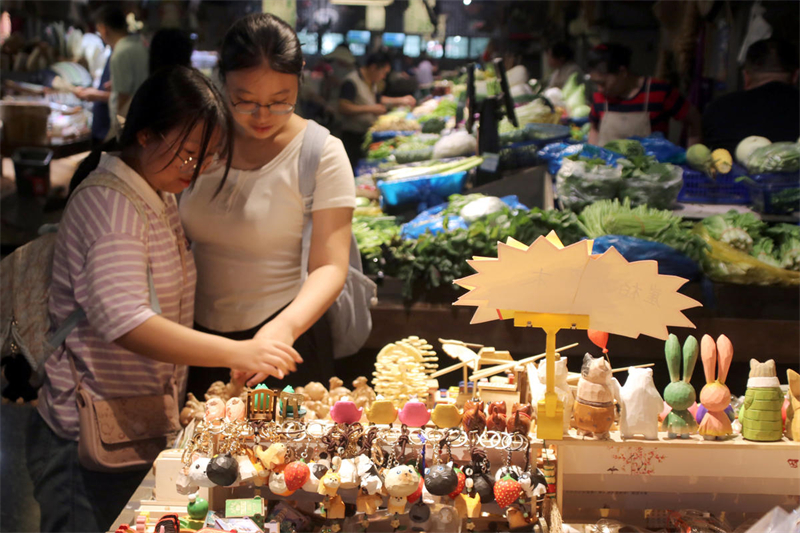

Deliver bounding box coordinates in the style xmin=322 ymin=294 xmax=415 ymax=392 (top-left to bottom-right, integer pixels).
xmin=587 ymin=42 xmax=701 ymax=147
xmin=92 ymin=4 xmax=148 ymax=137
xmin=546 ymin=41 xmax=582 ymax=89
xmin=703 ymin=38 xmax=799 ymax=153
xmin=73 ymin=53 xmax=111 ymax=146
xmin=338 ymin=52 xmax=416 ymax=169
xmin=180 ymin=13 xmax=356 ymax=395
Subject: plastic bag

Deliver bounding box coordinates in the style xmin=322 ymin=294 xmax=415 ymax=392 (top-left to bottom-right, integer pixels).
xmin=378 ymin=171 xmax=468 ymax=208
xmin=746 ymin=142 xmax=800 ymax=174
xmin=556 ymin=158 xmax=622 ymax=212
xmin=630 ymin=133 xmax=687 ymax=164
xmin=401 ymin=195 xmax=528 ymax=239
xmin=590 ymin=235 xmax=700 ymax=280
xmin=538 ymin=142 xmax=621 ymax=176
xmin=432 ymin=131 xmax=477 ymax=159
xmin=619 ymin=161 xmax=683 ymax=209
xmin=695 ymin=224 xmax=800 ymax=286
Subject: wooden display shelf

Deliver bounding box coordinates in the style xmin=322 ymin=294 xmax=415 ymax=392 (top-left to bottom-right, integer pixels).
xmin=553 ymin=430 xmax=800 ymax=529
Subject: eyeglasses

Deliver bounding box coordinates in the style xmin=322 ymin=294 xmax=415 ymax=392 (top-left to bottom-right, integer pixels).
xmin=159 ymin=133 xmax=220 ymax=174
xmin=231 ymin=100 xmax=295 ymax=116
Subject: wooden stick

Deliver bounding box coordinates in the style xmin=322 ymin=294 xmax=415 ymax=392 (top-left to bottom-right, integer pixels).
xmin=612 ymin=363 xmax=655 ymax=374
xmin=565 ymin=363 xmax=656 ymax=385
xmin=430 ymin=360 xmax=469 ymax=379
xmin=468 ymin=343 xmax=579 ymax=381
xmin=439 ymin=338 xmax=485 ymax=349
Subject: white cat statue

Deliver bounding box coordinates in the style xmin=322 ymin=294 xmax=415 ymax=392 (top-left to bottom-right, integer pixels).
xmin=527 ymin=357 xmax=574 ymax=433
xmin=619 ymin=367 xmax=663 ymax=440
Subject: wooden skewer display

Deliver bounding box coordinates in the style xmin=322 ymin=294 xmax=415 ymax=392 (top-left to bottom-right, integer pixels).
xmin=468 ymin=343 xmax=579 ymax=381
xmin=565 ymin=363 xmax=656 ymax=385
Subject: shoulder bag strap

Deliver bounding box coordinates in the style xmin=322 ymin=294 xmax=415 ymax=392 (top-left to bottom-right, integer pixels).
xmin=298 ymin=120 xmax=331 ymax=272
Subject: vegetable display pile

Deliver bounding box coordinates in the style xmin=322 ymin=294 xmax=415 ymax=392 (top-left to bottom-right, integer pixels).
xmin=617 ymin=155 xmax=683 ymax=209
xmin=371 ymin=114 xmax=421 ymax=133
xmin=695 ymin=211 xmax=800 ymax=285
xmin=375 ymin=156 xmax=484 ymax=182
xmin=604 ymin=139 xmax=645 ymax=158
xmin=746 ymin=142 xmax=800 ymax=174
xmin=578 ymin=198 xmax=706 ymax=262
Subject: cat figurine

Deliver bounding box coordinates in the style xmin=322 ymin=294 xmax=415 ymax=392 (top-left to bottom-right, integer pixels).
xmin=619 ymin=367 xmax=662 ymax=440
xmin=571 ymin=354 xmax=620 ymax=439
xmin=528 ymin=356 xmax=573 ymax=433
xmin=786 ymin=369 xmax=800 ymax=441
xmin=739 ymin=359 xmax=783 ymax=442
xmin=462 ymin=400 xmax=486 ymax=433
xmin=486 ymin=401 xmax=507 ymax=432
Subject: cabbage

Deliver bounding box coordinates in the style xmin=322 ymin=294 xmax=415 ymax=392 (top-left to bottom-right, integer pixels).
xmin=746 ymin=142 xmax=800 ymax=174
xmin=562 ymin=72 xmax=580 ymax=100
xmin=735 ymin=136 xmax=771 ymax=165
xmin=565 ymin=83 xmax=586 ymax=114
xmin=570 ymin=104 xmax=591 ymax=119
xmin=432 ymin=130 xmax=477 ymax=159
xmin=543 ymin=87 xmax=565 ymax=109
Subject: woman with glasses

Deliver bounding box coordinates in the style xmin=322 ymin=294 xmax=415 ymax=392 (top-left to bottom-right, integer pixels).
xmin=179 ymin=14 xmax=356 ymax=394
xmin=31 ymin=66 xmax=301 ymax=532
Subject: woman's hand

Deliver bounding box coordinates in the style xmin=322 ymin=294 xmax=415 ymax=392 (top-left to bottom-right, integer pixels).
xmin=231 ymin=319 xmax=303 ymax=387
xmin=231 ymin=335 xmax=302 ymax=386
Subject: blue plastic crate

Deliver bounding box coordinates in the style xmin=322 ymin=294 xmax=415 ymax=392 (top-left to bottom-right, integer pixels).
xmin=743 ymin=171 xmax=800 ymax=215
xmin=677 ymin=163 xmax=750 ymax=205
xmin=377 ymin=171 xmax=468 ymax=207
xmin=370 ymin=130 xmax=417 ymax=142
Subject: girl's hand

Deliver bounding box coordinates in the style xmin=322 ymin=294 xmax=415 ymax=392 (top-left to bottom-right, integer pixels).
xmin=232 ymin=338 xmax=301 ymax=386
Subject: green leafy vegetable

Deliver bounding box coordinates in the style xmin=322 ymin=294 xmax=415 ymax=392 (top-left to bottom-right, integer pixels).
xmin=604 ymin=140 xmax=645 ymax=158
xmin=746 ymin=142 xmax=800 ymax=174
xmin=700 ymin=211 xmax=765 ymax=253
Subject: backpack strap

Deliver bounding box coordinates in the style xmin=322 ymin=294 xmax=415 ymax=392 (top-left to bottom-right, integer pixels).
xmin=45 ymin=172 xmax=161 ymax=355
xmin=299 ymin=121 xmax=331 ymax=273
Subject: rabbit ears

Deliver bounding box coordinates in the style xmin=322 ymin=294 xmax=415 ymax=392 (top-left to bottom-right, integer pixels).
xmin=665 ymin=334 xmax=699 ymax=383
xmin=701 ymin=335 xmax=733 ymax=384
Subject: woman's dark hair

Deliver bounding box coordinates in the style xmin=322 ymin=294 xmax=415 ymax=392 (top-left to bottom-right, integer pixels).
xmin=92 ymin=5 xmax=127 ymax=33
xmin=69 ymin=66 xmax=233 ymax=195
xmin=587 ymin=42 xmax=632 ymax=74
xmin=549 ymin=41 xmax=574 ymax=62
xmin=150 ymin=29 xmax=194 ymax=75
xmin=219 ymin=13 xmax=303 ymax=82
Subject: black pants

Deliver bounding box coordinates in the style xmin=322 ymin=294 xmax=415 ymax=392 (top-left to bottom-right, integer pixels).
xmin=340 ymin=130 xmax=366 ymax=171
xmin=185 ymin=310 xmax=334 ymax=398
xmin=26 ymin=412 xmax=149 ymax=532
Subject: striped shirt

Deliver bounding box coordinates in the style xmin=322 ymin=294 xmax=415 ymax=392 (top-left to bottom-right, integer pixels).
xmin=39 ymin=153 xmax=195 ymax=441
xmin=589 ymin=78 xmax=690 ymax=135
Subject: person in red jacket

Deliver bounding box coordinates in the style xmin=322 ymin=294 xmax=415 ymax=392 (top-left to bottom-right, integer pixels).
xmin=586 ymin=43 xmax=701 ymax=147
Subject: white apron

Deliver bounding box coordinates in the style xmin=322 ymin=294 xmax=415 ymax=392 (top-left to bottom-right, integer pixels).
xmin=597 ymin=77 xmax=652 ymax=145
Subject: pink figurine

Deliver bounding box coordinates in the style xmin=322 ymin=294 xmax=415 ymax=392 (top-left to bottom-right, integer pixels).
xmin=225 ymin=397 xmax=245 ymax=422
xmin=204 ymin=397 xmax=225 ymax=424
xmin=398 ymin=400 xmax=431 ymax=427
xmin=330 ymin=400 xmax=363 ymax=424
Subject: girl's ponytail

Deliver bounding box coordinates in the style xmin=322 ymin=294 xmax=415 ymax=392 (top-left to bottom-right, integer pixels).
xmin=68 ymin=138 xmax=119 ymax=196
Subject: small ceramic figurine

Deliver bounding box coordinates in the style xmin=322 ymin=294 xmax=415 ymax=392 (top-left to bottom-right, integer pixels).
xmin=187 ymin=457 xmax=216 ymax=488
xmin=398 ymin=400 xmax=431 ymax=427
xmin=384 ymin=464 xmax=421 ymax=514
xmin=283 ymin=461 xmax=311 ymax=492
xmin=207 ymin=453 xmax=239 ymax=486
xmin=740 ymin=359 xmax=784 ymax=441
xmin=318 ymin=469 xmax=342 ymax=497
xmin=366 ymin=397 xmax=398 ymax=425
xmin=698 ymin=335 xmax=734 ymax=440
xmin=225 ymin=397 xmax=245 ymax=422
xmin=662 ymin=334 xmax=700 ymax=438
xmin=572 ymin=354 xmax=619 ymax=439
xmin=431 ymin=404 xmax=462 ymax=429
xmin=462 ymin=400 xmax=486 ymax=433
xmin=529 ymin=357 xmax=573 ymax=433
xmin=203 ymin=397 xmax=225 ymax=424
xmin=330 ymin=400 xmax=363 ymax=424
xmin=256 ymin=443 xmax=287 ymax=471
xmin=424 ymin=463 xmax=459 ymax=496
xmin=301 ymin=461 xmax=328 ymax=493
xmin=619 ymin=367 xmax=663 ymax=440
xmin=269 ymin=470 xmax=295 ymax=497
xmin=787 ymin=369 xmax=800 ymax=441
xmin=352 ymin=376 xmax=377 ymax=411
xmin=486 ymin=401 xmax=507 ymax=432
xmin=506 ymin=403 xmax=533 ymax=435
xmin=356 ymin=455 xmax=383 ymax=495
xmin=462 ymin=463 xmax=494 ymax=504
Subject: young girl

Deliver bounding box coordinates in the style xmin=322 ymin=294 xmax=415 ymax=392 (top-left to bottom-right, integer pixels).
xmin=29 ymin=66 xmax=301 ymax=532
xmin=180 ymin=14 xmax=356 ymax=393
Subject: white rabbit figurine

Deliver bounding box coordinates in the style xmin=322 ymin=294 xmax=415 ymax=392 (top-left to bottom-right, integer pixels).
xmin=619 ymin=367 xmax=663 ymax=439
xmin=528 ymin=356 xmax=573 ymax=433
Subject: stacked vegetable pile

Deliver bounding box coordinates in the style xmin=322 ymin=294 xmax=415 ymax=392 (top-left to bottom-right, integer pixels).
xmin=696 ymin=211 xmax=799 ymax=285
xmin=556 ymin=140 xmax=683 ymax=211
xmin=542 ymin=72 xmax=590 ymax=119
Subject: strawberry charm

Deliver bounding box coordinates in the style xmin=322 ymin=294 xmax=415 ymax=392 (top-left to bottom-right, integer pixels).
xmin=448 ymin=468 xmax=466 ymax=499
xmin=494 ymin=475 xmax=523 ymax=508
xmin=284 ymin=460 xmax=311 ymax=492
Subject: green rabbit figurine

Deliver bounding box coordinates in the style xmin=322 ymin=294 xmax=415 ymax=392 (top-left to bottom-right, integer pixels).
xmin=661 ymin=334 xmax=699 ymax=438
xmin=739 ymin=359 xmax=783 ymax=442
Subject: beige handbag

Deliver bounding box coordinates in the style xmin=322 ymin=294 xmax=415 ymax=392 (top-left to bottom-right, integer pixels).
xmin=69 ymin=356 xmax=180 ymax=472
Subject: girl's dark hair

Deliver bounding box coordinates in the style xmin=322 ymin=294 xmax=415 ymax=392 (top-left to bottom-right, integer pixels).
xmin=219 ymin=13 xmax=303 ymax=82
xmin=150 ymin=29 xmax=194 ymax=75
xmin=587 ymin=42 xmax=632 ymax=74
xmin=69 ymin=66 xmax=233 ymax=195
xmin=549 ymin=42 xmax=574 ymax=62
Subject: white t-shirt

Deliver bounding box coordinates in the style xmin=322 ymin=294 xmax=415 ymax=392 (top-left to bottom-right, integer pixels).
xmin=108 ymin=35 xmax=149 ymax=135
xmin=179 ymin=128 xmax=356 ymax=332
